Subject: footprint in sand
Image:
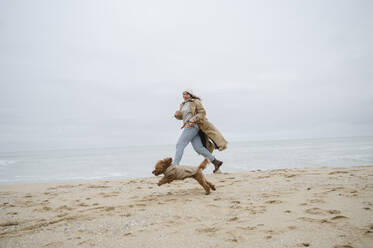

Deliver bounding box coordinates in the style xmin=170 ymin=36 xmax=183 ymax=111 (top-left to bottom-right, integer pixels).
xmin=77 ymin=240 xmax=92 ymax=246
xmin=123 ymin=231 xmax=133 ymax=236
xmin=228 ymin=217 xmax=239 ymax=222
xmin=57 ymin=213 xmax=68 ymax=218
xmin=297 ymin=243 xmax=311 ymax=247
xmin=334 ymin=245 xmax=355 ymax=248
xmin=87 ymin=185 xmax=109 ymax=189
xmin=330 ymin=215 xmax=349 ymax=221
xmin=99 ymin=192 xmax=119 ymax=198
xmin=57 ymin=184 xmax=75 ymax=189
xmin=328 ymin=210 xmax=341 ymax=214
xmin=364 ymin=224 xmax=373 ymax=235
xmin=56 ymin=205 xmax=74 ymax=211
xmin=284 ymin=174 xmax=297 ymax=178
xmin=207 ymin=204 xmax=219 ymax=208
xmin=238 ymin=226 xmax=256 ymax=231
xmin=43 ymin=241 xmax=64 ymax=247
xmin=308 ymin=199 xmax=326 ymax=204
xmin=104 ymin=206 xmax=115 ymax=211
xmin=230 ymin=204 xmax=241 ymax=209
xmin=196 ymin=227 xmax=218 ymax=233
xmin=246 ymin=205 xmax=267 ymax=214
xmin=298 ymin=217 xmax=331 ymax=224
xmin=261 ymin=193 xmax=280 ymax=198
xmin=226 ymin=236 xmax=239 ymax=243
xmin=0 ymin=221 xmax=19 ymax=227
xmin=265 ymin=200 xmax=282 ymax=204
xmin=24 ymin=200 xmax=36 ymax=207
xmin=326 ymin=187 xmax=345 ymax=193
xmin=6 ymin=212 xmax=18 ymax=215
xmin=328 ymin=171 xmax=349 ymax=175
xmin=305 ymin=207 xmax=325 ymax=215
xmin=33 ymin=206 xmax=53 ymax=212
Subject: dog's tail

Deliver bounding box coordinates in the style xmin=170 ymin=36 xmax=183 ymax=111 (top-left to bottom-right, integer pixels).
xmin=198 ymin=158 xmax=210 ymax=171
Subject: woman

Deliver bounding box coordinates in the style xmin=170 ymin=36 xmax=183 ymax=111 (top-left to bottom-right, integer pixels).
xmin=173 ymin=89 xmax=228 ymax=173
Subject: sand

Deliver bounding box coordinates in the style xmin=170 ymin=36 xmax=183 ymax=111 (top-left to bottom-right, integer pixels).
xmin=1 ymin=165 xmax=373 ymax=248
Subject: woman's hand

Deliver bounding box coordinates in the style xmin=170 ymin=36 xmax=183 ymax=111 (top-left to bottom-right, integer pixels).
xmin=174 ymin=111 xmax=181 ymax=116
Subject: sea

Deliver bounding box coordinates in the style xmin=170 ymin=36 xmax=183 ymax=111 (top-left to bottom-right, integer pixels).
xmin=0 ymin=136 xmax=372 ymax=185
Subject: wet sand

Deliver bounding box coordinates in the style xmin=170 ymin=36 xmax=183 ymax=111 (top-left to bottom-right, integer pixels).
xmin=1 ymin=165 xmax=373 ymax=248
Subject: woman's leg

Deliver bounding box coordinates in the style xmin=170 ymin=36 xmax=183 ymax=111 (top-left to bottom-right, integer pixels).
xmin=191 ymin=131 xmax=215 ymax=162
xmin=174 ymin=126 xmax=199 ymax=165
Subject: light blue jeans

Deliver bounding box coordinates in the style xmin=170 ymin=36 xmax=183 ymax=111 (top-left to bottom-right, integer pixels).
xmin=174 ymin=125 xmax=215 ymax=165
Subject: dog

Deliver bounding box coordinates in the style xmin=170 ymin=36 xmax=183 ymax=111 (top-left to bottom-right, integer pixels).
xmin=152 ymin=157 xmax=216 ymax=195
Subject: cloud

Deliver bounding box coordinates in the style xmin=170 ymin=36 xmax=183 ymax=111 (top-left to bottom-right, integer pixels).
xmin=0 ymin=0 xmax=372 ymax=151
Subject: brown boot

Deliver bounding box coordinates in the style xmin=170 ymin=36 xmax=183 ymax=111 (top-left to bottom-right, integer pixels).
xmin=212 ymin=159 xmax=223 ymax=173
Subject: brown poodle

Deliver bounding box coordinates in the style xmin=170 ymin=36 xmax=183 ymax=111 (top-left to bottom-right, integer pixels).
xmin=152 ymin=157 xmax=216 ymax=195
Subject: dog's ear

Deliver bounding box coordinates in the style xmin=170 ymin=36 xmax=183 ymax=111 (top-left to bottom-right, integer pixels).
xmin=163 ymin=157 xmax=172 ymax=166
xmin=163 ymin=158 xmax=172 ymax=169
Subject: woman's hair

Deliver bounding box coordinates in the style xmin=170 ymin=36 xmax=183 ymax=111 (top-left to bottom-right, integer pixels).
xmin=185 ymin=92 xmax=201 ymax=101
xmin=190 ymin=94 xmax=201 ymax=101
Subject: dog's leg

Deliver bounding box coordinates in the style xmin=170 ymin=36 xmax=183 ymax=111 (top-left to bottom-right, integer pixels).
xmin=193 ymin=172 xmax=211 ymax=195
xmin=206 ymin=180 xmax=216 ymax=191
xmin=157 ymin=176 xmax=169 ymax=186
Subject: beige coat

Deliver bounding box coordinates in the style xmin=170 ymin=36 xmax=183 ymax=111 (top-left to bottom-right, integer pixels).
xmin=174 ymin=99 xmax=228 ymax=152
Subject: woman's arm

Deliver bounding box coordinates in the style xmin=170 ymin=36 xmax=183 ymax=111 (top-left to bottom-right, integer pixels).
xmin=174 ymin=103 xmax=183 ymax=120
xmin=189 ymin=100 xmax=206 ymax=123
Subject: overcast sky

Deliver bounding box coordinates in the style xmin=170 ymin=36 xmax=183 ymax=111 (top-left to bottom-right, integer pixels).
xmin=1 ymin=0 xmax=372 ymax=152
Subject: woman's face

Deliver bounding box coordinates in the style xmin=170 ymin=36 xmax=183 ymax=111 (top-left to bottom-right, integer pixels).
xmin=183 ymin=92 xmax=191 ymax=100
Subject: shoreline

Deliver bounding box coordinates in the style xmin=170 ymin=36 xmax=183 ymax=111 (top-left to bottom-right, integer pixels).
xmin=1 ymin=164 xmax=373 ymax=187
xmin=1 ymin=165 xmax=373 ymax=247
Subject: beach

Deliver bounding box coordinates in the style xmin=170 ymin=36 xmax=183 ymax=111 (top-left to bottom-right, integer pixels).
xmin=1 ymin=165 xmax=372 ymax=248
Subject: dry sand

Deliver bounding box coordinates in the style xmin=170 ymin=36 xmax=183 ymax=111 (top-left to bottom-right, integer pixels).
xmin=1 ymin=165 xmax=373 ymax=248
